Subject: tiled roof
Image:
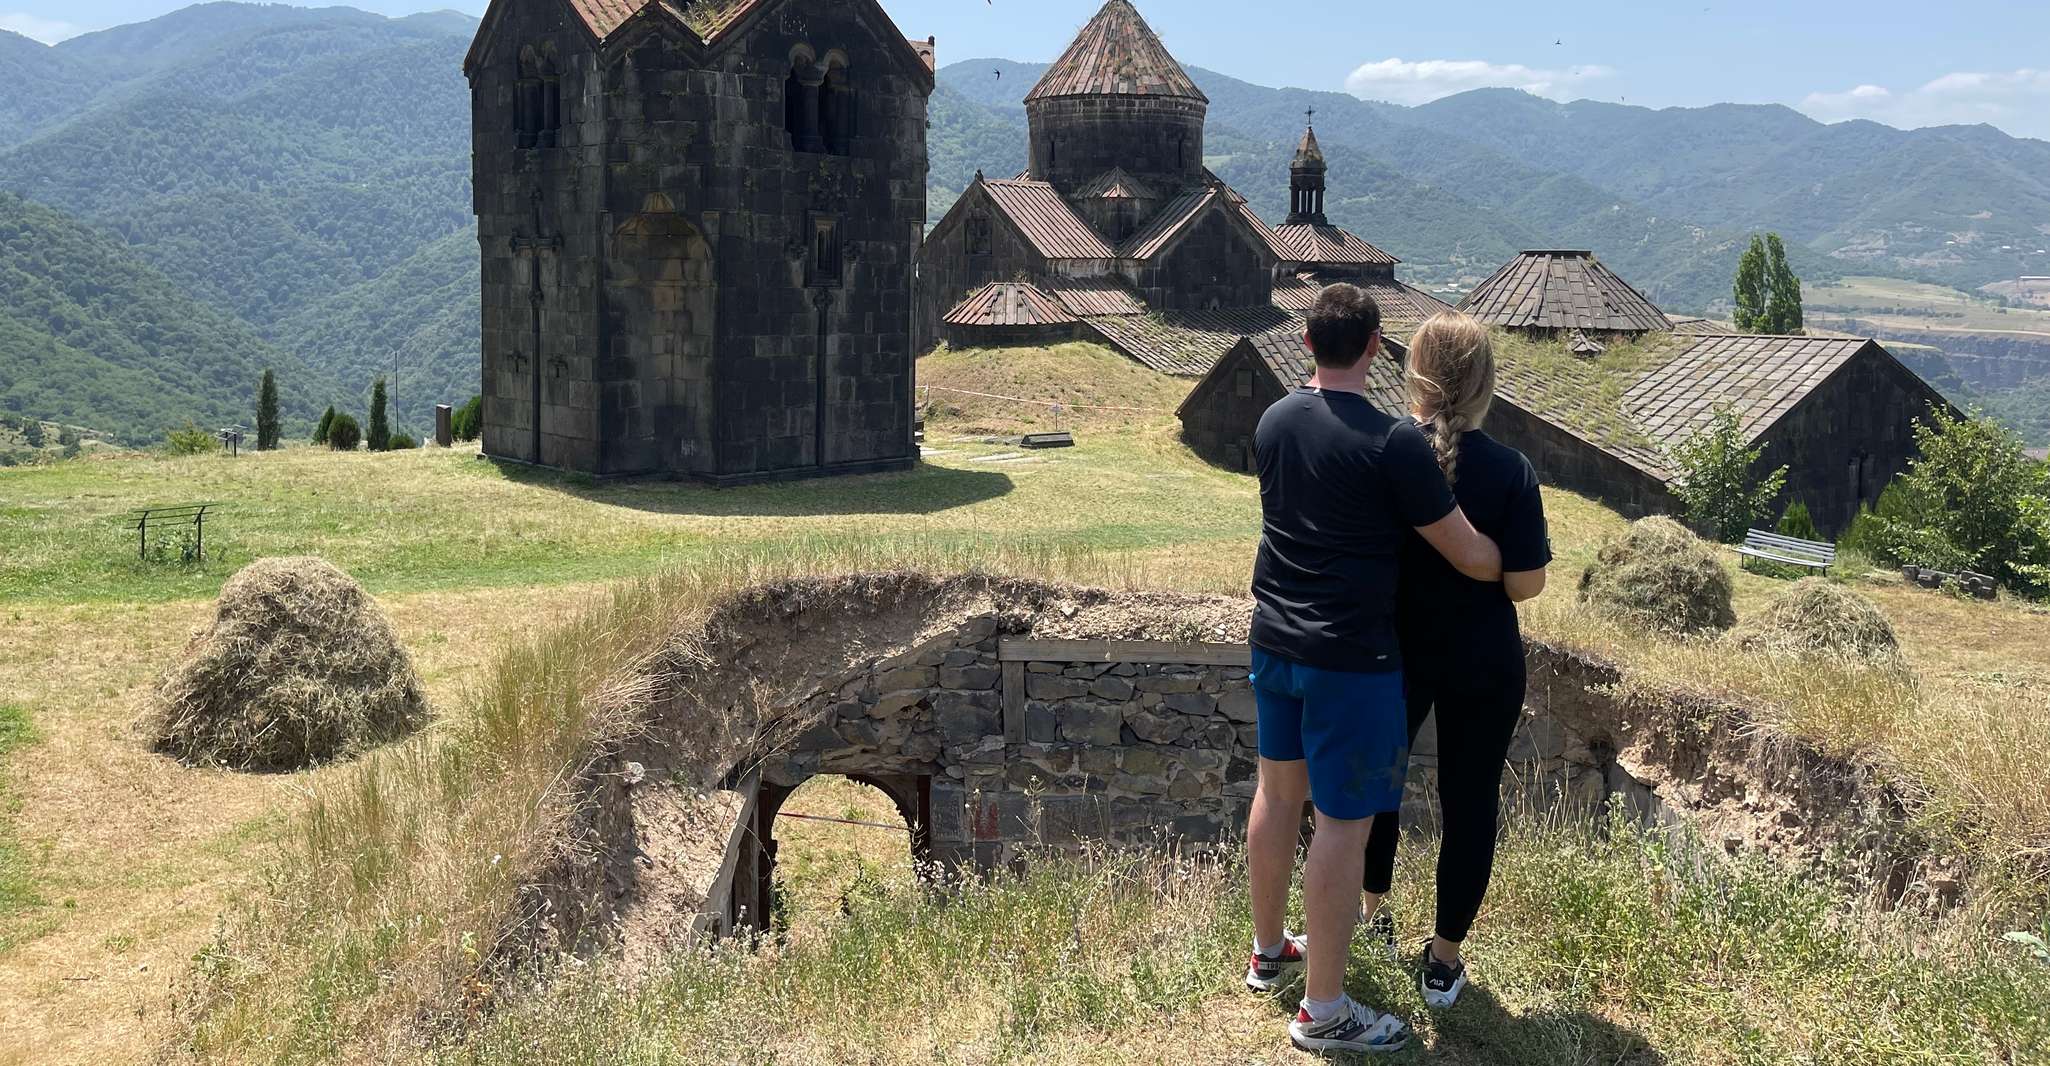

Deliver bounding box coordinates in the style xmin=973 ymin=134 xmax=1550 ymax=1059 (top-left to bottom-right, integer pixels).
xmin=1668 ymin=315 xmax=1736 ymax=336
xmin=1119 ymin=187 xmax=1215 ymax=259
xmin=1242 ymin=328 xmax=1409 ymax=416
xmin=1025 ymin=0 xmax=1206 ymax=103
xmin=510 ymin=0 xmax=932 ymax=82
xmin=1274 ymin=223 xmax=1400 ymax=268
xmin=1271 ymin=273 xmax=1455 ymax=323
xmin=1228 ymin=191 xmax=1300 ymax=263
xmin=1458 ymin=250 xmax=1674 ymax=334
xmin=1292 ymin=125 xmax=1326 ymax=169
xmin=1625 ymin=335 xmax=1872 ymax=447
xmin=906 ymin=36 xmax=937 ymax=73
xmin=1044 ymin=275 xmax=1148 ymax=316
xmin=942 ymin=281 xmax=1077 ymax=328
xmin=1073 ymin=166 xmax=1158 ymax=201
xmin=982 ymin=178 xmax=1117 ymax=260
xmin=1490 ymin=335 xmax=1678 ymax=480
xmin=566 ymin=0 xmax=638 ymax=38
xmin=1083 ymin=307 xmax=1300 ymax=376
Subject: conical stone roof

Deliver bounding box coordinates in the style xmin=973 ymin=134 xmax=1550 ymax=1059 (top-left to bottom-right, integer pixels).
xmin=1292 ymin=124 xmax=1325 ymax=169
xmin=1025 ymin=0 xmax=1206 ymax=103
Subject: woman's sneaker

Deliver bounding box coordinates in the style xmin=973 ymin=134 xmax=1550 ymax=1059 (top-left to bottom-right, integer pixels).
xmin=1364 ymin=909 xmax=1398 ymax=961
xmin=1288 ymin=997 xmax=1411 ymax=1055
xmin=1419 ymin=944 xmax=1468 ymax=1008
xmin=1244 ymin=933 xmax=1307 ymax=992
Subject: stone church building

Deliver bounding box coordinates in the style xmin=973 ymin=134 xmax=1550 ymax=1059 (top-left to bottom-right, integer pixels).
xmin=465 ymin=0 xmax=934 ymax=482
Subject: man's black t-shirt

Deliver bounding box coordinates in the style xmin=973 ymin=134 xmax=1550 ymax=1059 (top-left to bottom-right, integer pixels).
xmin=1250 ymin=387 xmax=1457 ymax=673
xmin=1397 ymin=427 xmax=1551 ymax=671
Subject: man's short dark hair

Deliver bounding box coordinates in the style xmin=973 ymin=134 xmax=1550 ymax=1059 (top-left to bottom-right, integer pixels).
xmin=1305 ymin=284 xmax=1382 ymax=369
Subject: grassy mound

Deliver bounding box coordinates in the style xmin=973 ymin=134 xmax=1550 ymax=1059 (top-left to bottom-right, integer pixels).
xmin=1578 ymin=516 xmax=1736 ymax=636
xmin=148 ymin=556 xmax=427 ymax=770
xmin=1734 ymin=578 xmax=1900 ymax=661
xmin=916 ymin=341 xmax=1192 ymax=435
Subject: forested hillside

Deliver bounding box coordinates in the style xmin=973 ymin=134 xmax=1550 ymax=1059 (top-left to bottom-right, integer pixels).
xmin=2 ymin=3 xmax=2048 ymax=441
xmin=0 ymin=193 xmax=331 ymax=442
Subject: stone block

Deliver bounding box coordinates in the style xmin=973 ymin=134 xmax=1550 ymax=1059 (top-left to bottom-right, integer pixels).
xmin=941 ymin=648 xmax=979 ymax=668
xmin=1218 ymin=688 xmax=1258 ymax=723
xmin=1078 ymin=747 xmax=1118 ymax=774
xmin=1136 ymin=674 xmax=1202 ymax=694
xmin=1058 ymin=702 xmax=1123 ymax=746
xmin=934 ymin=699 xmax=1000 ymax=745
xmin=1162 ymin=692 xmax=1216 ymax=717
xmin=876 ymin=666 xmax=935 ymax=692
xmin=1191 ymin=722 xmax=1236 ymax=749
xmin=872 ymin=689 xmax=926 ymax=717
xmin=1024 ymin=702 xmax=1058 ymax=744
xmin=1027 ymin=674 xmax=1090 ymax=700
xmin=940 ymin=665 xmax=1001 ymax=691
xmin=1121 ymin=746 xmax=1169 ymax=776
xmin=1087 ymin=676 xmax=1135 ymax=701
xmin=1124 ymin=709 xmax=1186 ymax=744
xmin=1027 ymin=662 xmax=1063 ymax=674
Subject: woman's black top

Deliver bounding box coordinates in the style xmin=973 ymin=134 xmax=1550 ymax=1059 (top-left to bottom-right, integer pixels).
xmin=1396 ymin=426 xmax=1552 ymax=673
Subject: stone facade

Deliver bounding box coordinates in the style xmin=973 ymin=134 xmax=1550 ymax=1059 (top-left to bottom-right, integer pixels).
xmin=1130 ymin=205 xmax=1276 ymax=311
xmin=1176 ymin=341 xmax=1289 ymax=472
xmin=1753 ymin=345 xmax=1950 ymax=533
xmin=1486 ymin=399 xmax=1679 ymax=520
xmin=466 ymin=0 xmax=932 ymax=482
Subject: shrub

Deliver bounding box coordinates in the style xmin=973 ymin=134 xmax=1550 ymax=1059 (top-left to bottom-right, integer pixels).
xmin=313 ymin=406 xmax=336 ymax=444
xmin=1578 ymin=516 xmax=1736 ymax=636
xmin=368 ymin=377 xmax=390 ymax=452
xmin=166 ymin=422 xmax=217 ymax=456
xmin=21 ymin=419 xmax=43 ymax=448
xmin=388 ymin=432 xmax=418 ymax=451
xmin=1670 ymin=409 xmax=1789 ymax=543
xmin=56 ymin=426 xmax=79 ymax=447
xmin=1732 ymin=578 xmax=1900 ymax=661
xmin=147 ymin=557 xmax=428 ymax=771
xmin=1777 ymin=501 xmax=1818 ymax=541
xmin=326 ymin=413 xmax=362 ymax=451
xmin=1871 ymin=409 xmax=2050 ymax=597
xmin=452 ymin=394 xmax=483 ymax=442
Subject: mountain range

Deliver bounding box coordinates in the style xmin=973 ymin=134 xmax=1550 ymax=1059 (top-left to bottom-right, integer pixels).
xmin=1 ymin=2 xmax=2047 ymax=443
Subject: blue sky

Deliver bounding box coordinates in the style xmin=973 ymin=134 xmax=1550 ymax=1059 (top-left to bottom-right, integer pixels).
xmin=7 ymin=0 xmax=2048 ymax=139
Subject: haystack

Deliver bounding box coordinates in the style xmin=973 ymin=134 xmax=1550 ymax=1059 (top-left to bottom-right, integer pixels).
xmin=1578 ymin=516 xmax=1736 ymax=636
xmin=150 ymin=557 xmax=427 ymax=770
xmin=1733 ymin=578 xmax=1899 ymax=661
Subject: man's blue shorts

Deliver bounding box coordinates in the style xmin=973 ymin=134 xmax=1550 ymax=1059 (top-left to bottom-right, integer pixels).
xmin=1249 ymin=646 xmax=1409 ymax=821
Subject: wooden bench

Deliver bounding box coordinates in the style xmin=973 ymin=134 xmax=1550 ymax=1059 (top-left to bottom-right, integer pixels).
xmin=1735 ymin=528 xmax=1834 ymax=572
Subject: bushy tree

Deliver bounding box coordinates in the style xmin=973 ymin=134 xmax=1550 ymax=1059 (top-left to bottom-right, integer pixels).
xmin=57 ymin=426 xmax=79 ymax=447
xmin=387 ymin=432 xmax=418 ymax=450
xmin=313 ymin=406 xmax=336 ymax=444
xmin=21 ymin=419 xmax=43 ymax=448
xmin=326 ymin=413 xmax=362 ymax=451
xmin=166 ymin=422 xmax=216 ymax=455
xmin=1872 ymin=408 xmax=2050 ymax=596
xmin=1733 ymin=236 xmax=1768 ymax=332
xmin=451 ymin=394 xmax=483 ymax=442
xmin=367 ymin=377 xmax=390 ymax=452
xmin=256 ymin=369 xmax=281 ymax=450
xmin=1671 ymin=409 xmax=1789 ymax=543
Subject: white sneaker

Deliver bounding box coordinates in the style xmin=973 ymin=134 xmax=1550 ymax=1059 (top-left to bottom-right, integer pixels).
xmin=1244 ymin=933 xmax=1307 ymax=993
xmin=1288 ymin=997 xmax=1411 ymax=1055
xmin=1420 ymin=945 xmax=1469 ymax=1009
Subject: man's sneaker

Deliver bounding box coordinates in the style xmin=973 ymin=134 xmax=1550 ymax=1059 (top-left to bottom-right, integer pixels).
xmin=1420 ymin=944 xmax=1468 ymax=1008
xmin=1288 ymin=998 xmax=1411 ymax=1055
xmin=1363 ymin=909 xmax=1398 ymax=961
xmin=1244 ymin=933 xmax=1307 ymax=992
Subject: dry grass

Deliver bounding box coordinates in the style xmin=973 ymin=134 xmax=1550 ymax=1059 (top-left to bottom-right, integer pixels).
xmin=1732 ymin=578 xmax=1900 ymax=661
xmin=917 ymin=341 xmax=1195 ymax=436
xmin=1576 ymin=516 xmax=1737 ymax=636
xmin=150 ymin=557 xmax=428 ymax=770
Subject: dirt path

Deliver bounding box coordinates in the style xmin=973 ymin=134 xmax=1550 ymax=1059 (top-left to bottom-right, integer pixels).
xmin=0 ymin=584 xmax=602 ymax=1065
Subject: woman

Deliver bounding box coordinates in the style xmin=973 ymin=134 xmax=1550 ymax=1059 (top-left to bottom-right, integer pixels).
xmin=1360 ymin=310 xmax=1551 ymax=1009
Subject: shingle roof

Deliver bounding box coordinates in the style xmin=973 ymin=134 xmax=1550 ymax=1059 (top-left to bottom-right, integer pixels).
xmin=942 ymin=281 xmax=1078 ymax=328
xmin=1668 ymin=315 xmax=1736 ymax=336
xmin=906 ymin=36 xmax=937 ymax=73
xmin=1273 ymin=224 xmax=1400 ymax=268
xmin=1083 ymin=307 xmax=1299 ymax=376
xmin=1044 ymin=275 xmax=1148 ymax=316
xmin=1242 ymin=328 xmax=1409 ymax=415
xmin=1458 ymin=250 xmax=1674 ymax=334
xmin=567 ymin=0 xmax=638 ymax=38
xmin=1119 ymin=186 xmax=1215 ymax=259
xmin=1625 ymin=335 xmax=1872 ymax=447
xmin=1490 ymin=335 xmax=1678 ymax=479
xmin=982 ymin=178 xmax=1117 ymax=260
xmin=1224 ymin=185 xmax=1300 ymax=263
xmin=1024 ymin=0 xmax=1206 ymax=103
xmin=1073 ymin=167 xmax=1157 ymax=201
xmin=1270 ymin=273 xmax=1455 ymax=322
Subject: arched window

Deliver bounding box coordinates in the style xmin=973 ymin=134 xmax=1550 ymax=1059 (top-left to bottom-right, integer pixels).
xmin=515 ymin=46 xmax=562 ymax=150
xmin=783 ymin=48 xmax=827 ymax=154
xmin=821 ymin=63 xmax=854 ymax=156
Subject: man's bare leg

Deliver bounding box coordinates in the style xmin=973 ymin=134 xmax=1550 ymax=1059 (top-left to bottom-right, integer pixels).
xmin=1304 ymin=810 xmax=1371 ymax=1003
xmin=1248 ymin=757 xmax=1309 ymax=951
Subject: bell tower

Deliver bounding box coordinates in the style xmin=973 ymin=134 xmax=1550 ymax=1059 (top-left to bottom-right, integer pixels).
xmin=1285 ymin=113 xmax=1327 ymax=226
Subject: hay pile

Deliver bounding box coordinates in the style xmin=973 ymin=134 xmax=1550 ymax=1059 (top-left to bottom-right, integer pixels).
xmin=1733 ymin=578 xmax=1900 ymax=661
xmin=1578 ymin=516 xmax=1736 ymax=636
xmin=150 ymin=557 xmax=428 ymax=771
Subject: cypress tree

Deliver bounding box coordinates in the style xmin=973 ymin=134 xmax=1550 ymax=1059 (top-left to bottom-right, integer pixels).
xmin=1764 ymin=233 xmax=1804 ymax=334
xmin=367 ymin=377 xmax=391 ymax=452
xmin=1733 ymin=235 xmax=1768 ymax=332
xmin=314 ymin=405 xmax=336 ymax=444
xmin=256 ymin=369 xmax=281 ymax=450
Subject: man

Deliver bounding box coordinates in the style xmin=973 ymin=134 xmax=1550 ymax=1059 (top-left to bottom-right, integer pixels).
xmin=1241 ymin=284 xmax=1502 ymax=1055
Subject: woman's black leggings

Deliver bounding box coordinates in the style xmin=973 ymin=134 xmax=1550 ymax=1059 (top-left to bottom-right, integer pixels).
xmin=1362 ymin=652 xmax=1525 ymax=944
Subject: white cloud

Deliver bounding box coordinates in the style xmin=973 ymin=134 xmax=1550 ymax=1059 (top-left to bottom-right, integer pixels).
xmin=0 ymin=11 xmax=84 ymax=43
xmin=1344 ymin=58 xmax=1614 ymax=106
xmin=1800 ymin=70 xmax=2050 ymax=139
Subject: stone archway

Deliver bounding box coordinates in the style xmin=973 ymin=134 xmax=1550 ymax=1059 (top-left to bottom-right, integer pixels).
xmin=739 ymin=772 xmax=933 ymax=933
